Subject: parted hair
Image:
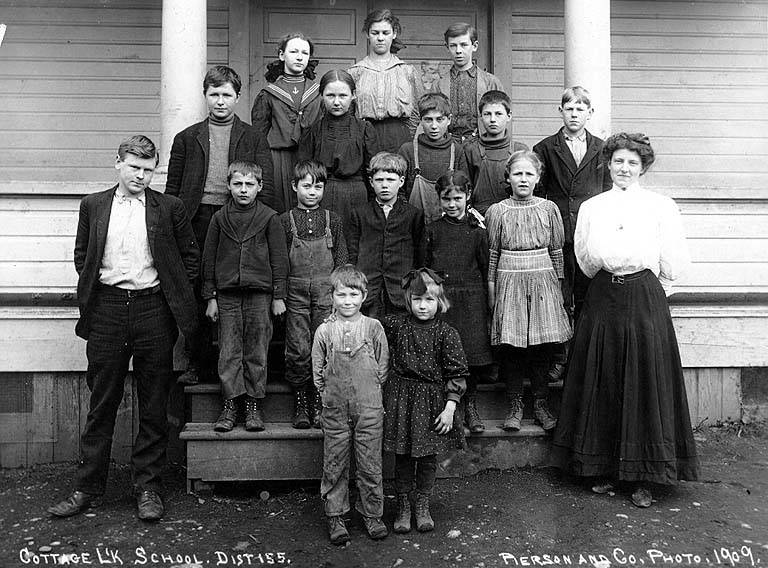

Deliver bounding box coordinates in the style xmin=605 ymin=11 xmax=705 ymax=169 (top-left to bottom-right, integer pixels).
xmin=444 ymin=22 xmax=478 ymax=44
xmin=363 ymin=9 xmax=406 ymax=53
xmin=602 ymin=132 xmax=656 ymax=172
xmin=434 ymin=170 xmax=473 ymax=198
xmin=264 ymin=33 xmax=318 ymax=82
xmin=417 ymin=92 xmax=451 ymax=118
xmin=203 ymin=65 xmax=242 ymax=95
xmin=227 ymin=160 xmax=262 ymax=183
xmin=505 ymin=150 xmax=544 ymax=179
xmin=117 ymin=135 xmax=158 ymax=164
xmin=329 ymin=264 xmax=368 ymax=293
xmin=561 ymin=86 xmax=592 ymax=108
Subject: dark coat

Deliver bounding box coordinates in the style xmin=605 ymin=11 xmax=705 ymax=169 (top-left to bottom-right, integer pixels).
xmin=533 ymin=129 xmax=611 ymax=243
xmin=74 ymin=186 xmax=200 ymax=340
xmin=201 ymin=200 xmax=289 ymax=300
xmin=347 ymin=198 xmax=424 ymax=309
xmin=165 ymin=115 xmax=277 ymax=214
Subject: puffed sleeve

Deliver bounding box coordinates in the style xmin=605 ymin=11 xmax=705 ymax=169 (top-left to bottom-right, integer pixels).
xmin=547 ymin=201 xmax=565 ymax=279
xmin=440 ymin=323 xmax=468 ymax=403
xmin=657 ymin=196 xmax=690 ymax=295
xmin=485 ymin=203 xmax=502 ymax=282
xmin=574 ymin=199 xmax=601 ymax=278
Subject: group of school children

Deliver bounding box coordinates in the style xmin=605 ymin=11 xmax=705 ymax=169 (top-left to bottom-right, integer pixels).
xmin=166 ymin=10 xmax=610 ymax=545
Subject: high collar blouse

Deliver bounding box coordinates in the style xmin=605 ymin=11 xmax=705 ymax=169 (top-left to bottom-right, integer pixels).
xmin=574 ymin=182 xmax=690 ymax=295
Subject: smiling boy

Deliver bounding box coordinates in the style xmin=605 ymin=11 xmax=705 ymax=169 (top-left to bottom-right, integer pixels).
xmin=437 ymin=22 xmax=505 ymax=141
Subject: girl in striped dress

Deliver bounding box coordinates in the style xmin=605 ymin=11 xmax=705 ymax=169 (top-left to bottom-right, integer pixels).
xmin=485 ymin=150 xmax=571 ymax=432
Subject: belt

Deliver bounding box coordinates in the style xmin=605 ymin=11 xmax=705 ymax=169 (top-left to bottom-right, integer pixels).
xmin=98 ymin=283 xmax=161 ymax=297
xmin=606 ymin=270 xmax=649 ymax=284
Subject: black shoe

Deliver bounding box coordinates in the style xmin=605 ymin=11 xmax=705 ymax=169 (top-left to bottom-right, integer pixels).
xmin=464 ymin=397 xmax=485 ymax=434
xmin=502 ymin=395 xmax=524 ymax=431
xmin=137 ymin=490 xmax=164 ymax=521
xmin=48 ymin=491 xmax=95 ymax=517
xmin=177 ymin=366 xmax=200 ymax=386
xmin=546 ymin=363 xmax=566 ymax=383
xmin=214 ymin=398 xmax=238 ymax=432
xmin=533 ymin=398 xmax=557 ymax=431
xmin=309 ymin=387 xmax=323 ymax=429
xmin=414 ymin=493 xmax=434 ymax=532
xmin=245 ymin=397 xmax=265 ymax=431
xmin=363 ymin=516 xmax=388 ymax=540
xmin=292 ymin=388 xmax=310 ymax=429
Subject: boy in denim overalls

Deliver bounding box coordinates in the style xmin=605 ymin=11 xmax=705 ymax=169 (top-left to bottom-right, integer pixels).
xmin=312 ymin=265 xmax=389 ymax=544
xmin=280 ymin=160 xmax=348 ymax=429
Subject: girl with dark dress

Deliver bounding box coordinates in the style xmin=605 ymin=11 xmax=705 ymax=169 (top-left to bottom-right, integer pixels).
xmin=298 ymin=70 xmax=379 ymax=235
xmin=383 ymin=269 xmax=467 ymax=535
xmin=424 ymin=171 xmax=492 ymax=433
xmin=252 ymin=33 xmax=323 ymax=213
xmin=550 ymin=133 xmax=699 ymax=508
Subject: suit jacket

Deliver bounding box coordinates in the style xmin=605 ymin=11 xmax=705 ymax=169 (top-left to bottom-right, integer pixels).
xmin=165 ymin=115 xmax=277 ymax=214
xmin=74 ymin=186 xmax=200 ymax=340
xmin=347 ymin=198 xmax=424 ymax=309
xmin=533 ymin=129 xmax=612 ymax=243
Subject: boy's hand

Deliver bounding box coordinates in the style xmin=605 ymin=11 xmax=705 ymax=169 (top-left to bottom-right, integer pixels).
xmin=205 ymin=298 xmax=219 ymax=323
xmin=434 ymin=400 xmax=457 ymax=435
xmin=272 ymin=298 xmax=286 ymax=317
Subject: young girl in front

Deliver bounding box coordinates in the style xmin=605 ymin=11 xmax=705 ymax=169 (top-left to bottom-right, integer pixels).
xmin=485 ymin=150 xmax=571 ymax=433
xmin=424 ymin=171 xmax=493 ymax=434
xmin=252 ymin=33 xmax=323 ymax=213
xmin=298 ymin=69 xmax=379 ymax=234
xmin=383 ymin=268 xmax=468 ymax=534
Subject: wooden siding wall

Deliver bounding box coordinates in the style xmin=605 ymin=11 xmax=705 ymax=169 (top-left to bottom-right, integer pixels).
xmin=497 ymin=0 xmax=768 ymax=296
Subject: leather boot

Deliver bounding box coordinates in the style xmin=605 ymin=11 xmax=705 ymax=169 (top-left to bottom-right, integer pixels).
xmin=502 ymin=394 xmax=524 ymax=431
xmin=464 ymin=395 xmax=485 ymax=434
xmin=414 ymin=492 xmax=434 ymax=532
xmin=245 ymin=397 xmax=265 ymax=431
xmin=533 ymin=398 xmax=557 ymax=431
xmin=292 ymin=387 xmax=310 ymax=429
xmin=393 ymin=494 xmax=412 ymax=533
xmin=214 ymin=398 xmax=238 ymax=432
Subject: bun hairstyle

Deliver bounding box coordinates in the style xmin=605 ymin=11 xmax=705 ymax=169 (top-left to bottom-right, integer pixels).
xmin=602 ymin=132 xmax=655 ymax=173
xmin=264 ymin=32 xmax=319 ymax=83
xmin=363 ymin=9 xmax=407 ymax=53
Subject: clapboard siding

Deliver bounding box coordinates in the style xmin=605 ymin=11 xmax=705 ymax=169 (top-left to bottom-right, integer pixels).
xmin=0 ymin=0 xmax=229 ymax=183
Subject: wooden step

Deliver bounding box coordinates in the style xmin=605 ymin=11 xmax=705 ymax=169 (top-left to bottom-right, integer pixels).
xmin=180 ymin=421 xmax=552 ymax=492
xmin=184 ymin=381 xmax=564 ymax=424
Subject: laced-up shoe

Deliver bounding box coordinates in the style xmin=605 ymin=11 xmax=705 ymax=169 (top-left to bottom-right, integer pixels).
xmin=327 ymin=515 xmax=350 ymax=545
xmin=48 ymin=491 xmax=96 ymax=517
xmin=464 ymin=396 xmax=485 ymax=433
xmin=136 ymin=490 xmax=164 ymax=521
xmin=245 ymin=397 xmax=265 ymax=431
xmin=363 ymin=516 xmax=388 ymax=540
xmin=393 ymin=494 xmax=412 ymax=533
xmin=533 ymin=398 xmax=557 ymax=431
xmin=502 ymin=395 xmax=524 ymax=431
xmin=214 ymin=398 xmax=238 ymax=432
xmin=292 ymin=388 xmax=310 ymax=429
xmin=414 ymin=493 xmax=434 ymax=532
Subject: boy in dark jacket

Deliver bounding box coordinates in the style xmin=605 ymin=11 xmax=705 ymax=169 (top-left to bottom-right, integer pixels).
xmin=348 ymin=153 xmax=424 ymax=319
xmin=533 ymin=86 xmax=611 ymax=380
xmin=202 ymin=161 xmax=289 ymax=432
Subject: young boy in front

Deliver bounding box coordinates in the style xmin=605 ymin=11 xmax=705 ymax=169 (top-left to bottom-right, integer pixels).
xmin=533 ymin=86 xmax=611 ymax=380
xmin=437 ymin=22 xmax=505 ymax=142
xmin=347 ymin=152 xmax=424 ymax=319
xmin=457 ymin=90 xmax=528 ymax=215
xmin=397 ymin=92 xmax=457 ymax=224
xmin=280 ymin=160 xmax=348 ymax=429
xmin=312 ymin=264 xmax=389 ymax=544
xmin=202 ymin=161 xmax=288 ymax=433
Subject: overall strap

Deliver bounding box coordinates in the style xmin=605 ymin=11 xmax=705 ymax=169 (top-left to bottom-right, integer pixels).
xmin=324 ymin=209 xmax=333 ymax=248
xmin=412 ymin=132 xmax=421 ymax=174
xmin=288 ymin=210 xmax=300 ymax=245
xmin=448 ymin=142 xmax=456 ymax=170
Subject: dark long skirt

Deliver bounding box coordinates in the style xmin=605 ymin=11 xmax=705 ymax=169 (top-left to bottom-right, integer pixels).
xmin=272 ymin=147 xmax=298 ymax=214
xmin=550 ymin=269 xmax=699 ymax=485
xmin=320 ymin=177 xmax=368 ymax=237
xmin=368 ymin=117 xmax=411 ymax=153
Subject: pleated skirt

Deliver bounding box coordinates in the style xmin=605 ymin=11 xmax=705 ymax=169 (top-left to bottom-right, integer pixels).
xmin=550 ymin=269 xmax=699 ymax=485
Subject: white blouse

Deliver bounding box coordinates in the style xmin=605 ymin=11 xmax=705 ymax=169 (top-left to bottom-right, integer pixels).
xmin=574 ymin=182 xmax=689 ymax=295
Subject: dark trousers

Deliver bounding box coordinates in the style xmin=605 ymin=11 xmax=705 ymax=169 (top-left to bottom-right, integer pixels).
xmin=562 ymin=241 xmax=591 ymax=321
xmin=395 ymin=453 xmax=437 ymax=496
xmin=186 ymin=204 xmax=221 ymax=374
xmin=363 ymin=283 xmax=405 ymax=321
xmin=497 ymin=343 xmax=555 ymax=400
xmin=75 ymin=287 xmax=178 ymax=496
xmin=284 ymin=277 xmax=332 ymax=388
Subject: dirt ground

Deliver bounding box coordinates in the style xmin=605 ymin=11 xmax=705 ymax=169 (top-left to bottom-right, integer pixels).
xmin=2 ymin=422 xmax=767 ymax=568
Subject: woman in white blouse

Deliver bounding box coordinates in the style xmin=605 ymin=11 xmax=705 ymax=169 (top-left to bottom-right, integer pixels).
xmin=550 ymin=133 xmax=699 ymax=508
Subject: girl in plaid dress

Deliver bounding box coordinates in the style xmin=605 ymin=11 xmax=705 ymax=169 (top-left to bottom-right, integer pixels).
xmin=485 ymin=150 xmax=571 ymax=432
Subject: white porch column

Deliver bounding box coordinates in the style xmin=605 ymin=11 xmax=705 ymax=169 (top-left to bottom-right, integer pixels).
xmin=158 ymin=0 xmax=207 ymax=174
xmin=564 ymin=0 xmax=611 ymax=138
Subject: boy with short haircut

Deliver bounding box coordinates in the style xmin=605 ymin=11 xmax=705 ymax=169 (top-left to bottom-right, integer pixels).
xmin=533 ymin=86 xmax=611 ymax=380
xmin=280 ymin=160 xmax=348 ymax=429
xmin=458 ymin=90 xmax=528 ymax=215
xmin=397 ymin=93 xmax=457 ymax=224
xmin=348 ymin=152 xmax=424 ymax=319
xmin=437 ymin=22 xmax=505 ymax=141
xmin=313 ymin=264 xmax=389 ymax=544
xmin=167 ymin=65 xmax=275 ymax=386
xmin=202 ymin=161 xmax=288 ymax=433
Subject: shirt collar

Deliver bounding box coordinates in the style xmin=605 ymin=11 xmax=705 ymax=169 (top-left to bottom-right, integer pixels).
xmin=451 ymin=64 xmax=476 ymax=78
xmin=561 ymin=129 xmax=586 ymax=143
xmin=114 ymin=189 xmax=146 ymax=206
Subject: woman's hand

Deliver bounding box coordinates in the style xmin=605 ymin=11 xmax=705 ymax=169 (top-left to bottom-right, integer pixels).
xmin=434 ymin=400 xmax=457 ymax=435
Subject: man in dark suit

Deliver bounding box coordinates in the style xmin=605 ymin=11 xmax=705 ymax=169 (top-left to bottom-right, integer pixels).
xmin=48 ymin=135 xmax=199 ymax=521
xmin=533 ymin=86 xmax=612 ymax=380
xmin=166 ymin=65 xmax=274 ymax=385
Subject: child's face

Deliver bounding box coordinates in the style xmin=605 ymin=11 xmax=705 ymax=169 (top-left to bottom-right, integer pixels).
xmin=367 ymin=20 xmax=395 ymax=55
xmin=332 ymin=285 xmax=367 ymax=320
xmin=446 ymin=33 xmax=478 ymax=71
xmin=410 ymin=292 xmax=439 ymax=321
xmin=229 ymin=172 xmax=262 ymax=206
xmin=421 ymin=110 xmax=451 ymax=142
xmin=370 ymin=170 xmax=403 ymax=206
xmin=506 ymin=158 xmax=540 ymax=201
xmin=322 ymin=80 xmax=354 ymax=116
xmin=292 ymin=174 xmax=325 ymax=209
xmin=115 ymin=153 xmax=155 ymax=195
xmin=439 ymin=188 xmax=467 ymax=219
xmin=558 ymin=99 xmax=593 ymax=136
xmin=480 ymin=103 xmax=511 ymax=138
xmin=280 ymin=38 xmax=311 ymax=76
xmin=205 ymin=82 xmax=239 ymax=121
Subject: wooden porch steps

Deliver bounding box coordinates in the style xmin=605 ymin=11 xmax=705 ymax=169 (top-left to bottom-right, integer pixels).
xmin=180 ymin=381 xmax=562 ymax=492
